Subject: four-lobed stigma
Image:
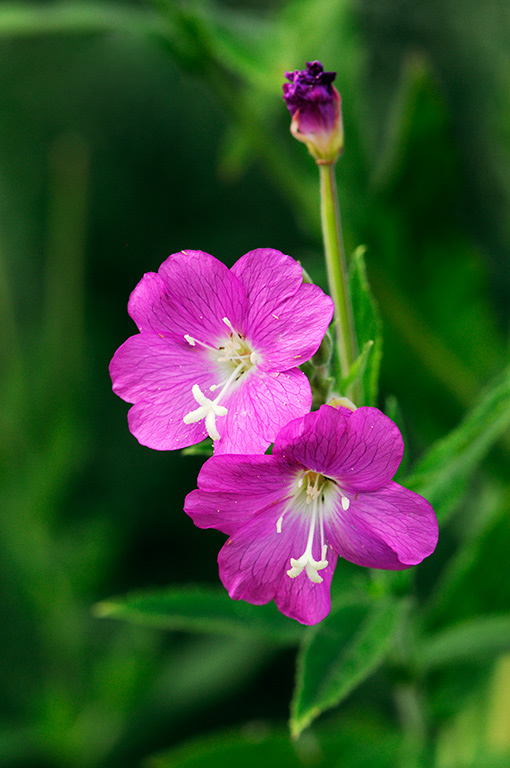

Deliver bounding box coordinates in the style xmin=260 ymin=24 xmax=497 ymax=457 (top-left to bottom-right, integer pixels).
xmin=183 ymin=317 xmax=259 ymax=441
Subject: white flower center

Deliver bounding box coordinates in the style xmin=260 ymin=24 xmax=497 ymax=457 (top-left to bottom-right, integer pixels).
xmin=182 ymin=317 xmax=259 ymax=441
xmin=278 ymin=470 xmax=350 ymax=584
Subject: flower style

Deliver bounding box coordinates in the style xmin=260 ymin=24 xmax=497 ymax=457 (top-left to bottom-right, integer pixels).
xmin=109 ymin=249 xmax=334 ymax=455
xmin=283 ymin=61 xmax=343 ymax=164
xmin=185 ymin=405 xmax=438 ymax=625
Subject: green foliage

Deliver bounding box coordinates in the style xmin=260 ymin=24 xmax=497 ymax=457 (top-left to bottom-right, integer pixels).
xmin=338 ymin=339 xmax=375 ymax=402
xmin=96 ymin=585 xmax=304 ymax=644
xmin=404 ymin=362 xmax=510 ymax=523
xmin=290 ymin=596 xmax=407 ymax=736
xmin=418 ymin=614 xmax=510 ymax=670
xmin=181 ymin=439 xmax=214 ymax=457
xmin=346 ymin=246 xmax=383 ymax=406
xmin=150 ymin=717 xmax=400 ymax=768
xmin=426 ymin=481 xmax=510 ymax=627
xmin=0 ymin=2 xmax=167 ymax=38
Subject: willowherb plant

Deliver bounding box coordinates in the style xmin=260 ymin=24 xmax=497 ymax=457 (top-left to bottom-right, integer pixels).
xmin=109 ymin=61 xmax=438 ymax=625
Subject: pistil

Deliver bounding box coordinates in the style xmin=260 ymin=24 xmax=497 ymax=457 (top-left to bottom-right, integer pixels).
xmin=183 ymin=362 xmax=243 ymax=440
xmin=287 ymin=472 xmax=329 ymax=583
xmin=182 ymin=317 xmax=259 ymax=441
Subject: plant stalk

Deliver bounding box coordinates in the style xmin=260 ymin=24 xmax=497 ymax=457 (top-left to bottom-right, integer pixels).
xmin=318 ymin=162 xmax=358 ymax=393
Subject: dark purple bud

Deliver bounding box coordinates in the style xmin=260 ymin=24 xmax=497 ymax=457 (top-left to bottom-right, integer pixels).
xmin=283 ymin=61 xmax=343 ymax=164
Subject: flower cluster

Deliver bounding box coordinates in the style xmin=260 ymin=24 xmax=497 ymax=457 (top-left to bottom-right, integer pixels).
xmin=111 ymin=247 xmax=438 ymax=624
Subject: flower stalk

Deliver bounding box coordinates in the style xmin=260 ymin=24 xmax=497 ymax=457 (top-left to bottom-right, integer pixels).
xmin=282 ymin=61 xmax=359 ymax=399
xmin=319 ymin=162 xmax=358 ymax=390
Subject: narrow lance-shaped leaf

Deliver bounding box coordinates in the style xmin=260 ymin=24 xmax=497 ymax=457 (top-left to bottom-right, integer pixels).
xmin=290 ymin=596 xmax=408 ymax=738
xmin=348 ymin=246 xmax=383 ymax=406
xmin=417 ymin=613 xmax=510 ymax=670
xmin=339 ymin=339 xmax=375 ymax=401
xmin=404 ymin=362 xmax=510 ymax=523
xmin=150 ymin=719 xmax=401 ymax=768
xmin=95 ymin=585 xmax=304 ymax=645
xmin=0 ymin=3 xmax=168 ymax=38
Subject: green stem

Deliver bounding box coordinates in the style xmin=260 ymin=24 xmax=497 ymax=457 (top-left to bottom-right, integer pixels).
xmin=394 ymin=683 xmax=428 ymax=768
xmin=319 ymin=163 xmax=358 ymax=392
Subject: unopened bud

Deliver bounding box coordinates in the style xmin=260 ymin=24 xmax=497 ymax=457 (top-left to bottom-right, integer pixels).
xmin=283 ymin=61 xmax=343 ymax=164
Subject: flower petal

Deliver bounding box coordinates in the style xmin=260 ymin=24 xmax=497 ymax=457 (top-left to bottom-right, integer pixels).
xmin=231 ymin=248 xmax=303 ymax=316
xmin=128 ymin=250 xmax=247 ymax=344
xmin=110 ymin=334 xmax=217 ymax=450
xmin=326 ymin=407 xmax=404 ymax=491
xmin=185 ymin=488 xmax=280 ymax=536
xmin=249 ymin=283 xmax=334 ymax=370
xmin=217 ymin=506 xmax=305 ymax=604
xmin=214 ymin=368 xmax=312 ymax=455
xmin=197 ymin=454 xmax=294 ymax=495
xmin=273 ymin=405 xmax=350 ymax=472
xmin=218 ymin=504 xmax=332 ymax=623
xmin=232 ymin=249 xmax=334 ymax=370
xmin=185 ymin=455 xmax=294 ymax=535
xmin=325 ymin=482 xmax=438 ymax=569
xmin=273 ymin=405 xmax=403 ymax=491
xmin=274 ymin=550 xmax=337 ymax=625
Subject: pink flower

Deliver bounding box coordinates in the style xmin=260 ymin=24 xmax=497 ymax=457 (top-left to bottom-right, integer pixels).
xmin=110 ymin=249 xmax=334 ymax=455
xmin=185 ymin=405 xmax=439 ymax=625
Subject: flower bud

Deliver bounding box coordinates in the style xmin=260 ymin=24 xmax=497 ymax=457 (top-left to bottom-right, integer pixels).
xmin=328 ymin=395 xmax=357 ymax=411
xmin=283 ymin=61 xmax=343 ymax=164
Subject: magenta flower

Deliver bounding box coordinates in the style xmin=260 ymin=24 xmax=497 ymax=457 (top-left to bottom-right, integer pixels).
xmin=185 ymin=405 xmax=439 ymax=625
xmin=283 ymin=61 xmax=343 ymax=164
xmin=109 ymin=248 xmax=334 ymax=455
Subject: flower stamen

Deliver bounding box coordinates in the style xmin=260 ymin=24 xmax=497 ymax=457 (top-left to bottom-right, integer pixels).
xmin=184 ymin=334 xmax=216 ymax=351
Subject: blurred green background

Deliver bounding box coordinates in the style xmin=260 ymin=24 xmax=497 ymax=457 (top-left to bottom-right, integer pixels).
xmin=1 ymin=1 xmax=509 ymax=766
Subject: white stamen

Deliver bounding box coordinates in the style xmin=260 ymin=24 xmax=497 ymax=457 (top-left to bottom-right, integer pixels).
xmin=250 ymin=352 xmax=259 ymax=365
xmin=222 ymin=316 xmax=236 ymax=333
xmin=275 ymin=499 xmax=294 ymax=534
xmin=341 ymin=495 xmax=350 ymax=511
xmin=184 ymin=334 xmax=215 ymax=351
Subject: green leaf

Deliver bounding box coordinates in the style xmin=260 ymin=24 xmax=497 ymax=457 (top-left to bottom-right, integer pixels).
xmin=290 ymin=596 xmax=407 ymax=737
xmin=95 ymin=585 xmax=304 ymax=644
xmin=426 ymin=481 xmax=510 ymax=625
xmin=418 ymin=614 xmax=510 ymax=669
xmin=181 ymin=438 xmax=213 ymax=457
xmin=0 ymin=3 xmax=167 ymax=38
xmin=149 ymin=717 xmax=401 ymax=768
xmin=405 ymin=362 xmax=510 ymax=523
xmin=339 ymin=339 xmax=375 ymax=401
xmin=348 ymin=246 xmax=383 ymax=406
xmin=148 ymin=727 xmax=305 ymax=768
